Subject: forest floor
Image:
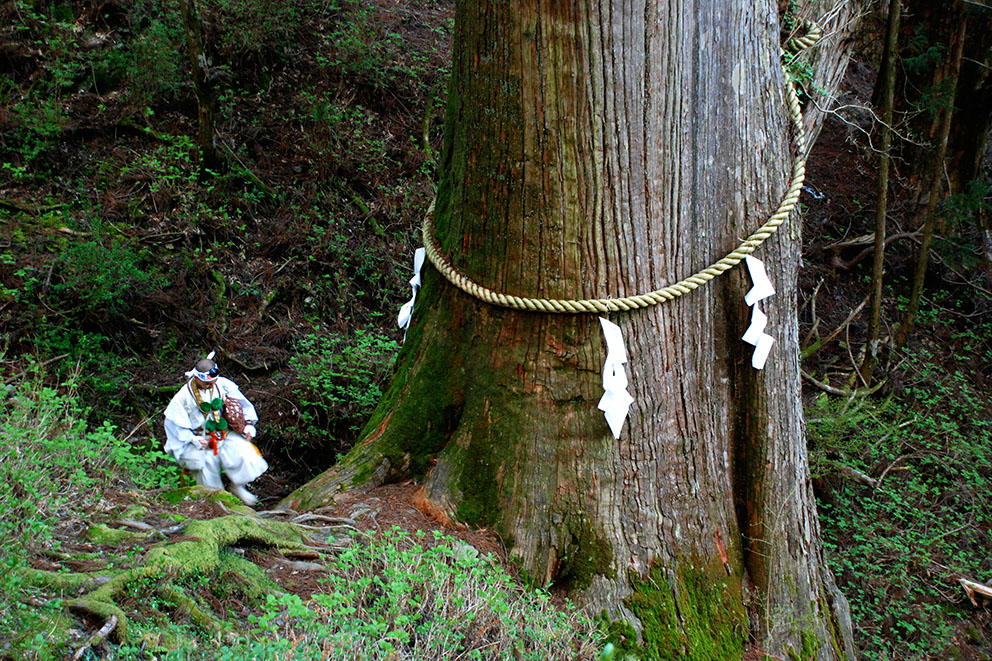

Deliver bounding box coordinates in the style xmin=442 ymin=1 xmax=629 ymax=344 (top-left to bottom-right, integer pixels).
xmin=2 ymin=0 xmax=991 ymax=658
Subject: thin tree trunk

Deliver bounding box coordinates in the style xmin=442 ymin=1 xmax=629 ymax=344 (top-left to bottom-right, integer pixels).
xmin=289 ymin=1 xmax=853 ymax=657
xmin=861 ymin=0 xmax=901 ymax=385
xmin=896 ymin=12 xmax=967 ymax=348
xmin=895 ymin=0 xmax=992 ymax=198
xmin=178 ymin=0 xmax=220 ymax=174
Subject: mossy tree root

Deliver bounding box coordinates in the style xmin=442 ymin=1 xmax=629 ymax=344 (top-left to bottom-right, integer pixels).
xmin=18 ymin=511 xmax=325 ymax=647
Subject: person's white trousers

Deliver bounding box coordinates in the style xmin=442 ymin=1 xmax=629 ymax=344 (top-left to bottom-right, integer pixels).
xmin=178 ymin=432 xmax=267 ymax=488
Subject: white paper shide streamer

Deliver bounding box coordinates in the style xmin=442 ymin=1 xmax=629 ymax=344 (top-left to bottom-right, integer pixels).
xmin=742 ymin=255 xmax=775 ymax=369
xmin=598 ymin=317 xmax=634 ymax=439
xmin=397 ymin=248 xmax=426 ymax=337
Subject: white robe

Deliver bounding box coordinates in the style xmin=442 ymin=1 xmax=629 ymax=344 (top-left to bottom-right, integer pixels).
xmin=163 ymin=377 xmax=268 ymax=487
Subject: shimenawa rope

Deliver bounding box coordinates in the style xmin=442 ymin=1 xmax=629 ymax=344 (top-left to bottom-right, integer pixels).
xmin=421 ymin=22 xmax=821 ymax=314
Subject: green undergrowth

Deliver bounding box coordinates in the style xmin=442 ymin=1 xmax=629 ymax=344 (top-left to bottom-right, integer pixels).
xmin=0 ymin=361 xmax=181 ymax=658
xmin=809 ymin=341 xmax=992 ymax=659
xmin=289 ymin=324 xmax=400 ymax=453
xmin=0 ymin=0 xmax=446 ymax=444
xmin=191 ymin=527 xmax=605 ymax=660
xmin=0 ymin=361 xmax=609 ymax=659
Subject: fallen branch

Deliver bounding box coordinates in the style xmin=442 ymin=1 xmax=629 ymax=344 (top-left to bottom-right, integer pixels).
xmin=958 ymin=578 xmax=992 ymax=607
xmin=827 ymin=231 xmax=919 ymax=270
xmin=71 ymin=614 xmax=118 ymax=660
xmin=825 ymin=460 xmax=879 ymax=488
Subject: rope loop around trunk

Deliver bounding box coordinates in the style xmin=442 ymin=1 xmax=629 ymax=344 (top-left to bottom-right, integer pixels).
xmin=421 ymin=22 xmax=821 ymax=314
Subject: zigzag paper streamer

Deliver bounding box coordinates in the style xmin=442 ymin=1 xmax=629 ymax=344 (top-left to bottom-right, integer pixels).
xmin=598 ymin=317 xmax=634 ymax=439
xmin=397 ymin=247 xmax=426 ymax=338
xmin=742 ymin=257 xmax=775 ymax=370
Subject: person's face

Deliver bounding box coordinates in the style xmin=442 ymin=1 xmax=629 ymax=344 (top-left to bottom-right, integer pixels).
xmin=193 ymin=377 xmax=214 ymax=391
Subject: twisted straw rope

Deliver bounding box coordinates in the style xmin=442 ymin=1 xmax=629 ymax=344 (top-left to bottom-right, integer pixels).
xmin=422 ymin=23 xmax=821 ymax=314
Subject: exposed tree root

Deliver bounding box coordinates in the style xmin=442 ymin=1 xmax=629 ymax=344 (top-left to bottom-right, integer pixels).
xmin=71 ymin=614 xmax=117 ymax=661
xmin=15 ymin=489 xmax=344 ymax=653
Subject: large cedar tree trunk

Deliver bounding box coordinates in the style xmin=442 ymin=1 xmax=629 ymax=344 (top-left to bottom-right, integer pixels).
xmin=287 ymin=1 xmax=853 ymax=657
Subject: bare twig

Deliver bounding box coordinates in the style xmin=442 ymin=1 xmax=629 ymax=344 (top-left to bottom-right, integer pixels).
xmin=218 ymin=137 xmax=277 ymax=198
xmin=801 ymin=279 xmax=824 ymax=349
xmin=802 ymin=370 xmax=848 ymax=396
xmin=826 ymin=460 xmax=879 ymax=488
xmin=803 ymin=295 xmax=869 ymax=360
xmin=116 ymin=519 xmax=155 ymax=532
xmin=928 ymin=522 xmax=973 ymax=545
xmin=290 ymin=513 xmax=357 ymax=526
xmin=120 ymin=412 xmax=160 ymax=444
xmin=876 ymin=453 xmax=911 ymax=486
xmin=846 ymin=321 xmax=867 ymax=388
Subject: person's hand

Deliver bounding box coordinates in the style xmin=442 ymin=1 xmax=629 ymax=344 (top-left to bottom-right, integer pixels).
xmin=244 ymin=431 xmax=254 ymax=442
xmin=198 ymin=436 xmax=210 ymax=449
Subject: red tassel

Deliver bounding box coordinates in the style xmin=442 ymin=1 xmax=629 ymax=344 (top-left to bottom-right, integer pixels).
xmin=209 ymin=431 xmax=225 ymax=455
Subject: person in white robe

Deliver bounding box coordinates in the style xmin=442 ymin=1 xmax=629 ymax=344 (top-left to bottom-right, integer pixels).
xmin=163 ymin=352 xmax=268 ymax=505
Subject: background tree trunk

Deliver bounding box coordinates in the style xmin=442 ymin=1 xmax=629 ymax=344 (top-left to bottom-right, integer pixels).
xmin=288 ymin=1 xmax=853 ymax=657
xmin=893 ymin=0 xmax=991 ymax=197
xmin=862 ymin=0 xmax=901 ymax=386
xmin=896 ymin=12 xmax=968 ymax=347
xmin=790 ymin=0 xmax=873 ymax=150
xmin=178 ymin=0 xmax=220 ymax=174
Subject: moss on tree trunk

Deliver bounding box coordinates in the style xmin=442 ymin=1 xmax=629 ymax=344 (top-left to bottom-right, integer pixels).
xmin=286 ymin=1 xmax=857 ymax=657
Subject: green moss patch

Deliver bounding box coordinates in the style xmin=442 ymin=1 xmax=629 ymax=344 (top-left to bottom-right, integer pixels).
xmin=556 ymin=517 xmax=615 ymax=592
xmin=86 ymin=523 xmax=148 ymax=545
xmin=608 ymin=562 xmax=746 ymax=660
xmin=160 ymin=485 xmax=245 ymax=508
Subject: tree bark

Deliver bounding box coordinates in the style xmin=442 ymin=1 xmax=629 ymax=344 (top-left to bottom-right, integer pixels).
xmin=896 ymin=12 xmax=968 ymax=348
xmin=178 ymin=0 xmax=220 ymax=174
xmin=861 ymin=0 xmax=901 ymax=386
xmin=287 ymin=1 xmax=852 ymax=657
xmin=789 ymin=0 xmax=873 ymax=150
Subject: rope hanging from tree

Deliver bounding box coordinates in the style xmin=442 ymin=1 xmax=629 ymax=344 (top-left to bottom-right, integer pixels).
xmin=421 ymin=22 xmax=821 ymax=314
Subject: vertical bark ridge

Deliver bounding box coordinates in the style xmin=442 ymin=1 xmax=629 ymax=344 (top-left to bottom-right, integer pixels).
xmin=288 ymin=0 xmax=851 ymax=656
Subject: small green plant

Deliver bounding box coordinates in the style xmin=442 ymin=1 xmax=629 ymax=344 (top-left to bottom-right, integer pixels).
xmin=290 ymin=326 xmax=399 ymax=446
xmin=810 ymin=344 xmax=992 ymax=659
xmin=0 ymin=360 xmax=180 ymax=657
xmin=220 ymin=527 xmax=604 ymax=659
